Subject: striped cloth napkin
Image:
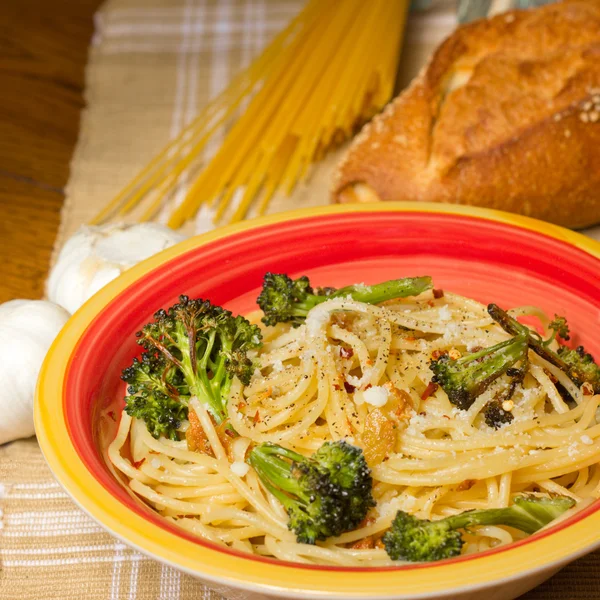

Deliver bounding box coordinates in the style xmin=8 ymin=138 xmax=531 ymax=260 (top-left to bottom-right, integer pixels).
xmin=1 ymin=1 xmax=600 ymax=599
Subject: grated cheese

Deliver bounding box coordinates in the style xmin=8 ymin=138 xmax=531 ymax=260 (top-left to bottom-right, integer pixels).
xmin=230 ymin=461 xmax=250 ymax=477
xmin=438 ymin=305 xmax=452 ymax=322
xmin=362 ymin=385 xmax=390 ymax=407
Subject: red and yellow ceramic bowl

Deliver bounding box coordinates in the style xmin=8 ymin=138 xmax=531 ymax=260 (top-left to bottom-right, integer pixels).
xmin=35 ymin=203 xmax=600 ymax=600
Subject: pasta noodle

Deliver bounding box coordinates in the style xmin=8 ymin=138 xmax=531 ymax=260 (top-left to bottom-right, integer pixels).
xmin=109 ymin=288 xmax=600 ymax=565
xmin=91 ymin=0 xmax=409 ymax=228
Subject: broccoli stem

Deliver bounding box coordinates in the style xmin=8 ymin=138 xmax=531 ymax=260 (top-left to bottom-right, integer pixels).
xmin=383 ymin=495 xmax=575 ymax=562
xmin=248 ymin=441 xmax=375 ymax=544
xmin=251 ymin=442 xmax=306 ymax=463
xmin=247 ymin=445 xmax=309 ymax=507
xmin=488 ymin=304 xmax=575 ymax=377
xmin=455 ymin=337 xmax=527 ymax=381
xmin=190 ymin=374 xmax=223 ymax=423
xmin=431 ymin=335 xmax=528 ymax=410
xmin=294 ymin=277 xmax=433 ymax=317
xmin=333 ymin=277 xmax=433 ymax=305
xmin=183 ymin=363 xmax=223 ymax=425
xmin=178 ymin=331 xmax=227 ymax=423
xmin=258 ymin=273 xmax=434 ymax=327
xmin=442 ymin=495 xmax=574 ymax=535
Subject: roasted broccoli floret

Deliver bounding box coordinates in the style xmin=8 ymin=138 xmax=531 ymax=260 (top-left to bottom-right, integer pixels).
xmin=545 ymin=315 xmax=570 ymax=346
xmin=248 ymin=441 xmax=375 ymax=544
xmin=430 ymin=336 xmax=528 ymax=410
xmin=122 ymin=352 xmax=188 ymax=440
xmin=257 ymin=273 xmax=433 ymax=327
xmin=483 ymin=399 xmax=514 ymax=429
xmin=483 ymin=364 xmax=528 ymax=429
xmin=383 ymin=495 xmax=575 ymax=562
xmin=122 ymin=295 xmax=262 ymax=437
xmin=124 ymin=393 xmax=188 ymax=441
xmin=557 ymin=346 xmax=600 ymax=392
xmin=488 ymin=304 xmax=600 ymax=394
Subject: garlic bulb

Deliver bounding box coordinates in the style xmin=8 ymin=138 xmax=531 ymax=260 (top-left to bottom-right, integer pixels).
xmin=47 ymin=223 xmax=185 ymax=314
xmin=0 ymin=300 xmax=70 ymax=445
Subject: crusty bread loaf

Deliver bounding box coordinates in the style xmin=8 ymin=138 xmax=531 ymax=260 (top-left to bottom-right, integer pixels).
xmin=333 ymin=1 xmax=600 ymax=228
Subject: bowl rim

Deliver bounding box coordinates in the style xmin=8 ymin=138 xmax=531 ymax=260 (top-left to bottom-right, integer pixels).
xmin=35 ymin=202 xmax=600 ymax=598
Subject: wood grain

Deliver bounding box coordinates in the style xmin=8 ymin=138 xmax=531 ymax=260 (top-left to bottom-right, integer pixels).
xmin=0 ymin=0 xmax=102 ymax=303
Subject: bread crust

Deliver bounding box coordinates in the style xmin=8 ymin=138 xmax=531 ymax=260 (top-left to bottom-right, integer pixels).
xmin=334 ymin=1 xmax=600 ymax=228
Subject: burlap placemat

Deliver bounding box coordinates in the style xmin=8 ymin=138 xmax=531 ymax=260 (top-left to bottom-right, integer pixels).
xmin=2 ymin=1 xmax=600 ymax=598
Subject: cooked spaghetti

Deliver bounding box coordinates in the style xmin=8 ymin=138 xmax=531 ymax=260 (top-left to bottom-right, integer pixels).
xmin=108 ymin=286 xmax=600 ymax=565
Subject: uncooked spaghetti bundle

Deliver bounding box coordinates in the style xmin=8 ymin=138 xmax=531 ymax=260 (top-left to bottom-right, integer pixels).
xmin=92 ymin=0 xmax=409 ymax=228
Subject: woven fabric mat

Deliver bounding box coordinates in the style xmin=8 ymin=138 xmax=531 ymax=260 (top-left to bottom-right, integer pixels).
xmin=2 ymin=1 xmax=600 ymax=598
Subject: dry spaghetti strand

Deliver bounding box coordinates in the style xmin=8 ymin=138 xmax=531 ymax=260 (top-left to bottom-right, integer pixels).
xmin=91 ymin=0 xmax=409 ymax=229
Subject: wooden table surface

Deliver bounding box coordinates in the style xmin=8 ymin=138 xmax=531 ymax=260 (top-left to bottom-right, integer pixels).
xmin=0 ymin=0 xmax=102 ymax=304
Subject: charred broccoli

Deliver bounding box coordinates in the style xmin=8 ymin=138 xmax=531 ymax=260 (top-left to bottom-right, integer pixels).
xmin=488 ymin=304 xmax=600 ymax=394
xmin=483 ymin=364 xmax=527 ymax=429
xmin=557 ymin=345 xmax=600 ymax=392
xmin=383 ymin=495 xmax=575 ymax=562
xmin=123 ymin=295 xmax=262 ymax=438
xmin=430 ymin=336 xmax=528 ymax=410
xmin=257 ymin=273 xmax=433 ymax=327
xmin=545 ymin=315 xmax=570 ymax=345
xmin=125 ymin=393 xmax=187 ymax=441
xmin=248 ymin=441 xmax=375 ymax=544
xmin=483 ymin=399 xmax=514 ymax=429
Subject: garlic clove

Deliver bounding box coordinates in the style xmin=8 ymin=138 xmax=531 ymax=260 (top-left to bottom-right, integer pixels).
xmin=87 ymin=265 xmax=124 ymax=299
xmin=94 ymin=223 xmax=185 ymax=266
xmin=0 ymin=299 xmax=29 ymax=319
xmin=47 ymin=223 xmax=186 ymax=315
xmin=0 ymin=300 xmax=70 ymax=445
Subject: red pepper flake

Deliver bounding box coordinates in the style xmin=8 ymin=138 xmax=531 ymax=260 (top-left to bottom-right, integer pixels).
xmin=132 ymin=458 xmax=146 ymax=469
xmin=237 ymin=400 xmax=247 ymax=412
xmin=339 ymin=346 xmax=354 ymax=359
xmin=421 ymin=382 xmax=439 ymax=400
xmin=350 ymin=536 xmax=376 ymax=550
xmin=431 ymin=349 xmax=448 ymax=360
xmin=456 ymin=479 xmax=475 ymax=491
xmin=344 ymin=381 xmax=356 ymax=393
xmin=427 ymin=300 xmax=435 ymax=307
xmin=333 ymin=383 xmax=341 ymax=391
xmin=582 ymin=382 xmax=594 ymax=396
xmin=433 ymin=289 xmax=444 ymax=299
xmin=253 ymin=410 xmax=261 ymax=424
xmin=364 ymin=383 xmax=372 ymax=390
